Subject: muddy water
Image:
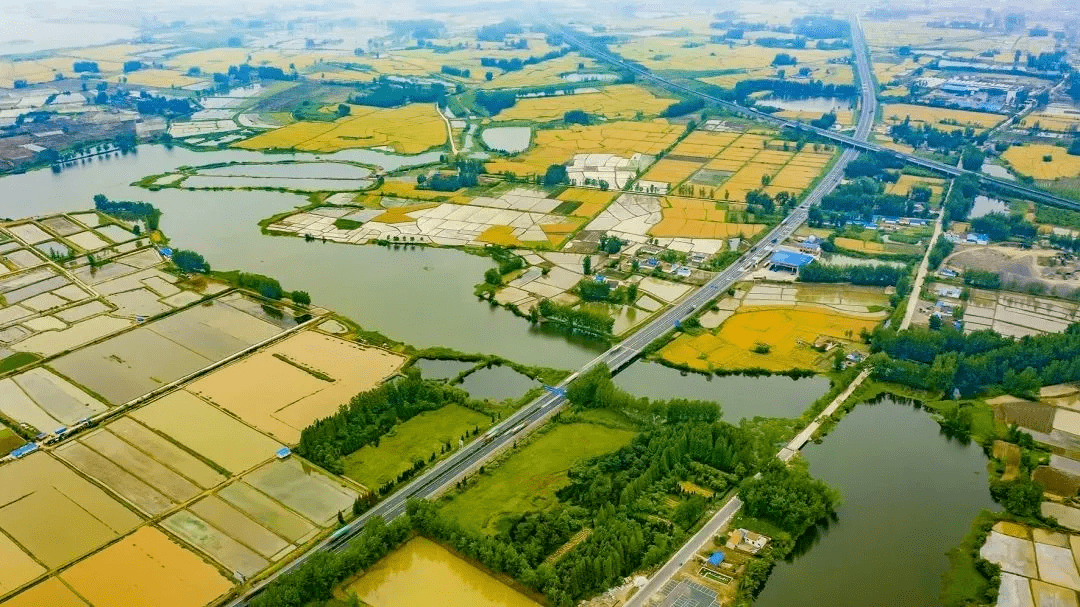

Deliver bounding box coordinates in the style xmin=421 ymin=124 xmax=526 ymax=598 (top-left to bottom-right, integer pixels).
xmin=755 ymin=398 xmax=995 ymax=607
xmin=345 ymin=536 xmax=540 ymax=607
xmin=458 ymin=365 xmax=537 ymax=402
xmin=0 ymin=146 xmax=604 ymax=368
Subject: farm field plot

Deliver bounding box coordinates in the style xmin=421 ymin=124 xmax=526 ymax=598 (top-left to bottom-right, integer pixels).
xmin=1002 ymin=144 xmax=1080 ymax=181
xmin=493 ymin=84 xmax=673 ymax=122
xmin=0 ymin=368 xmax=106 ymax=434
xmin=649 ymin=196 xmax=765 ymax=240
xmin=1 ymin=577 xmax=87 ymax=607
xmin=882 ymin=103 xmax=1005 ymax=130
xmin=0 ymin=452 xmax=141 ymax=572
xmin=113 ymin=68 xmax=203 ymax=88
xmin=343 ymin=536 xmax=541 ymax=607
xmin=662 ymin=305 xmax=882 ymax=372
xmin=555 ymin=187 xmax=619 ymax=218
xmin=188 ymin=330 xmax=406 ymax=444
xmin=241 ymin=458 xmax=357 ymax=526
xmin=613 ymin=37 xmax=848 ymax=71
xmin=439 ymin=422 xmax=634 ymax=534
xmin=833 ymin=237 xmax=886 ymax=253
xmin=130 ymin=390 xmax=283 ymax=474
xmin=58 ymin=526 xmax=232 ymax=607
xmin=485 ymin=120 xmax=681 ymax=178
xmin=235 ymin=103 xmax=447 ymax=154
xmin=888 ymin=174 xmax=946 ymax=199
xmin=50 ymin=295 xmax=285 ymax=405
xmin=343 ymin=404 xmax=491 ymax=490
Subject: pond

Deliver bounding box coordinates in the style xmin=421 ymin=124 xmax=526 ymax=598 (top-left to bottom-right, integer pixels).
xmin=755 ymin=398 xmax=995 ymax=607
xmin=613 ymin=362 xmax=831 ymax=422
xmin=458 ymin=365 xmax=538 ymax=403
xmin=0 ymin=145 xmax=606 ymax=369
xmin=968 ymin=195 xmax=1009 ymax=220
xmin=981 ymin=163 xmax=1016 ymax=181
xmin=344 ymin=536 xmax=540 ymax=607
xmin=480 ymin=127 xmax=532 ymax=154
xmin=760 ymin=97 xmax=852 ymax=113
xmin=412 ymin=358 xmax=476 ymax=381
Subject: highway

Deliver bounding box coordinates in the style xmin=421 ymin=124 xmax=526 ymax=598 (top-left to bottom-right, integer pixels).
xmin=554 ymin=24 xmax=1080 ymax=211
xmin=234 ymin=14 xmax=878 ymax=607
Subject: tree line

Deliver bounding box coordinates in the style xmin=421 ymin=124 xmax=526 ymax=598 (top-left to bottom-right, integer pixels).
xmin=798 ymin=261 xmax=908 ymax=286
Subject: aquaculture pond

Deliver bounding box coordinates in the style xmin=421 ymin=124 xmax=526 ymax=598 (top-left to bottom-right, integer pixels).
xmin=755 ymin=397 xmax=995 ymax=607
xmin=0 ymin=145 xmax=604 ymax=368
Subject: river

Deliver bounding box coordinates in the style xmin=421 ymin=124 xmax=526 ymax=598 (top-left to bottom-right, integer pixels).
xmin=755 ymin=397 xmax=995 ymax=607
xmin=0 ymin=145 xmax=603 ymax=368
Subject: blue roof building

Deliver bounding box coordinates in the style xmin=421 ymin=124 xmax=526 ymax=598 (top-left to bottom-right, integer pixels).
xmin=769 ymin=250 xmax=815 ymax=272
xmin=708 ymin=551 xmax=725 ymax=566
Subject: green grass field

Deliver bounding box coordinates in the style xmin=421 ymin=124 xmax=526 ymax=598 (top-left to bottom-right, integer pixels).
xmin=343 ymin=404 xmax=491 ymax=490
xmin=439 ymin=422 xmax=635 ymax=534
xmin=0 ymin=426 xmax=25 ymax=456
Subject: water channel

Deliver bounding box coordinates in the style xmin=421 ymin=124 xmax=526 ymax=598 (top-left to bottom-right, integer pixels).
xmin=755 ymin=398 xmax=995 ymax=607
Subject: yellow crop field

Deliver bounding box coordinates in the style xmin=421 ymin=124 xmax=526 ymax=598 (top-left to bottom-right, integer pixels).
xmin=481 ymin=54 xmax=604 ymax=89
xmin=65 ymin=44 xmax=167 ymax=64
xmin=834 ymin=237 xmax=885 ymax=252
xmin=883 ymin=103 xmax=1005 ymax=130
xmin=1019 ymin=112 xmax=1080 ymax=133
xmin=371 ymin=203 xmax=439 ymax=223
xmin=681 ymin=131 xmax=741 ymax=148
xmin=556 ymin=188 xmax=618 ymax=218
xmin=477 ymin=225 xmax=523 ymax=247
xmin=235 ymin=103 xmax=447 ymax=154
xmin=873 ymin=58 xmax=922 ymax=83
xmin=494 ymin=84 xmax=673 ymax=122
xmin=169 ymin=48 xmax=332 ymax=74
xmin=115 ymin=69 xmax=203 ymax=88
xmin=649 ymin=196 xmax=764 ymax=238
xmin=661 ymin=307 xmax=879 ymax=371
xmin=888 ymin=174 xmax=946 ymax=198
xmin=1003 ymin=144 xmax=1080 ymax=180
xmin=485 ymin=120 xmax=681 ymax=177
xmin=641 ymin=159 xmax=705 ymax=187
xmin=0 ymin=57 xmax=78 ymax=87
xmin=373 ymin=180 xmax=458 ymax=201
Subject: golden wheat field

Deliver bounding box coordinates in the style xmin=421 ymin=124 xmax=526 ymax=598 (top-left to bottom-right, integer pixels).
xmin=661 ymin=307 xmax=879 ymax=371
xmin=882 ymin=103 xmax=1005 ymax=130
xmin=485 ymin=120 xmax=682 ymax=177
xmin=1002 ymin=144 xmax=1080 ymax=180
xmin=235 ymin=103 xmax=447 ymax=154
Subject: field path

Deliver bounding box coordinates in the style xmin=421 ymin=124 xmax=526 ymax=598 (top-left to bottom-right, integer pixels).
xmin=900 ymin=178 xmax=952 ymax=330
xmin=437 ymin=104 xmax=458 ymax=155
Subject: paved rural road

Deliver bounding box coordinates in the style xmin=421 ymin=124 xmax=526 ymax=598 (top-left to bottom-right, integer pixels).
xmin=900 ymin=177 xmax=953 ymax=330
xmin=234 ymin=14 xmax=884 ymax=607
xmin=619 ymin=16 xmax=878 ymax=607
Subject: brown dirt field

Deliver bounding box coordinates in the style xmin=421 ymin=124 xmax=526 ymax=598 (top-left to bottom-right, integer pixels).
xmin=994 ymin=401 xmax=1057 ymax=433
xmin=1 ymin=578 xmax=88 ymax=607
xmin=131 ymin=391 xmax=283 ymax=474
xmin=162 ymin=510 xmax=269 ymax=577
xmin=1034 ymin=466 xmax=1080 ymax=498
xmin=188 ymin=331 xmax=405 ymax=445
xmin=60 ymin=527 xmax=232 ymax=607
xmin=80 ymin=429 xmax=201 ymax=503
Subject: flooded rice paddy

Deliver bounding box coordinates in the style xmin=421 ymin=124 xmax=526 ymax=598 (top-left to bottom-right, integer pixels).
xmin=344 ymin=536 xmax=541 ymax=607
xmin=755 ymin=398 xmax=995 ymax=607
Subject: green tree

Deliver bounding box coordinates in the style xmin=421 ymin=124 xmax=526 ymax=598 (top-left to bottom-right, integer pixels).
xmin=290 ymin=290 xmax=311 ymax=306
xmin=484 ymin=268 xmax=502 ymax=285
xmin=171 ymin=249 xmax=209 ymax=273
xmin=582 ymin=256 xmax=592 ymax=275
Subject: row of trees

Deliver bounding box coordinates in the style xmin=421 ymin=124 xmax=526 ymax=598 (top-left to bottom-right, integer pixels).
xmin=92 ymin=194 xmax=161 ymax=230
xmin=870 ymin=323 xmax=1080 ymax=397
xmin=799 ymin=261 xmax=909 ymax=286
xmin=535 ymin=299 xmax=614 ymax=335
xmin=350 ymin=78 xmax=447 ymax=108
xmin=480 ymin=48 xmax=567 ymax=72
